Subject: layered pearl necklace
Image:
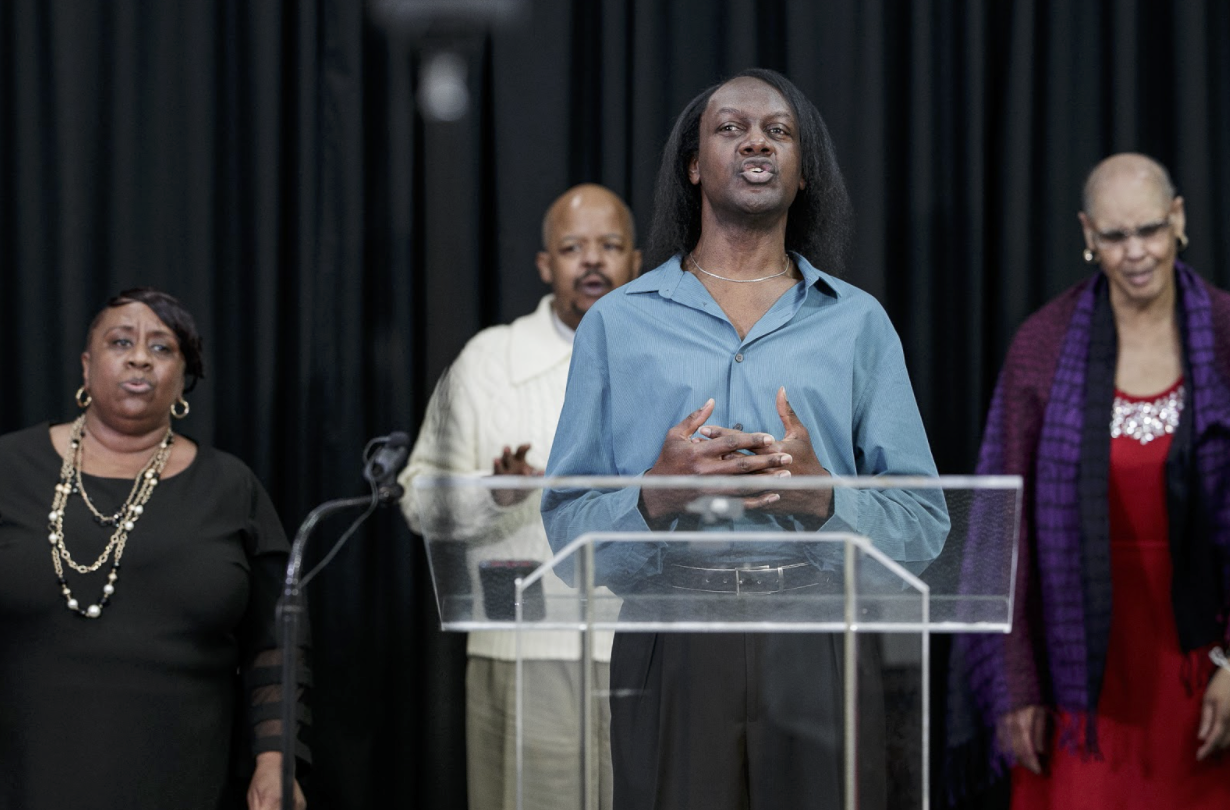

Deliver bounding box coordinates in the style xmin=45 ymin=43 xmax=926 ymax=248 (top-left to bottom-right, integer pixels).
xmin=47 ymin=414 xmax=174 ymax=618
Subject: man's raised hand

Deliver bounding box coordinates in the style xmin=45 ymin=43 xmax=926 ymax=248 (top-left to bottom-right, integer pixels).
xmin=491 ymin=443 xmax=542 ymax=506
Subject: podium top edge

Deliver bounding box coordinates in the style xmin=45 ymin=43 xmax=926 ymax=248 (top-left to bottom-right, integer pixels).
xmin=411 ymin=474 xmax=1024 ymax=491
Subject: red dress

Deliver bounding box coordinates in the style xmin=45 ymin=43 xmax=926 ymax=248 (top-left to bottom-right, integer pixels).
xmin=1012 ymin=379 xmax=1230 ymax=809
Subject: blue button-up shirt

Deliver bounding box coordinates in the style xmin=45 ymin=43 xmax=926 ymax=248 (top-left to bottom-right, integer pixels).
xmin=542 ymin=254 xmax=947 ymax=589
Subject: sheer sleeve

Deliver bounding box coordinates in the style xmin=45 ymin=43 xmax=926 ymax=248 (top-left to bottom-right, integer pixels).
xmin=240 ymin=474 xmax=312 ymax=764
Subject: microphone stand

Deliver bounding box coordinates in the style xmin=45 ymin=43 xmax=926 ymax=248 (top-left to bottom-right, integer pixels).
xmin=278 ymin=433 xmax=409 ymax=810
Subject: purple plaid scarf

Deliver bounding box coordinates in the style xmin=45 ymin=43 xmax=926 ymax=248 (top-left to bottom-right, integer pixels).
xmin=951 ymin=264 xmax=1230 ymax=782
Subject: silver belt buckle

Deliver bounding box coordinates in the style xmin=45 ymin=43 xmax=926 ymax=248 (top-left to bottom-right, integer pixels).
xmin=735 ymin=565 xmax=782 ymax=595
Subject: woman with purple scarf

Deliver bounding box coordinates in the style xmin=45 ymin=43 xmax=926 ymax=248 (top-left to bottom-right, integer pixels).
xmin=954 ymin=153 xmax=1230 ymax=808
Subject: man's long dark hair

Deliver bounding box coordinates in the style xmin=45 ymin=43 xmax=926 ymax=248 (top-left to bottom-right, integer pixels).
xmin=646 ymin=68 xmax=854 ymax=274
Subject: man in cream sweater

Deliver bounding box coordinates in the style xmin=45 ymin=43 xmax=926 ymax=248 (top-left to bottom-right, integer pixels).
xmin=399 ymin=184 xmax=641 ymax=810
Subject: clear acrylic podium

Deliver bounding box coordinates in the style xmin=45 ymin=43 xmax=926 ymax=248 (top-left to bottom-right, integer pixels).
xmin=413 ymin=474 xmax=1021 ymax=810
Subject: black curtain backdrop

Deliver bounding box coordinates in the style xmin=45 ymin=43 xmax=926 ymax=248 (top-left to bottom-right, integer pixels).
xmin=3 ymin=1 xmax=1229 ymax=808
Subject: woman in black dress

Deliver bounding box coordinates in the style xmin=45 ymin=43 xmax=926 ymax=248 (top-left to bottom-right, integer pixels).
xmin=0 ymin=288 xmax=308 ymax=810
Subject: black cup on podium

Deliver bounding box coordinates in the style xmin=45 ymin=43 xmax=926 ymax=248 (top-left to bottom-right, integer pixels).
xmin=478 ymin=559 xmax=545 ymax=621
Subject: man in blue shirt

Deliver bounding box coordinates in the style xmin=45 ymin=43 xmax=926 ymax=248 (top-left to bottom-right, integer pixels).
xmin=543 ymin=68 xmax=946 ymax=809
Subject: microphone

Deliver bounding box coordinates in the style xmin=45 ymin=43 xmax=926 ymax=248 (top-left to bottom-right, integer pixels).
xmin=364 ymin=431 xmax=412 ymax=488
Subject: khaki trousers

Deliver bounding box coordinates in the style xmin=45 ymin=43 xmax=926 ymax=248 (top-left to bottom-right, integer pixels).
xmin=466 ymin=656 xmax=612 ymax=810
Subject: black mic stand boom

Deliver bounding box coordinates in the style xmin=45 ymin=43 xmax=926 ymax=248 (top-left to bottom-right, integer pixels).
xmin=277 ymin=432 xmax=410 ymax=810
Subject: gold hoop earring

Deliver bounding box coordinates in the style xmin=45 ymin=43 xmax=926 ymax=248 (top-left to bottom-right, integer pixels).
xmin=75 ymin=387 xmax=92 ymax=409
xmin=170 ymin=397 xmax=190 ymax=420
xmin=1083 ymin=248 xmax=1097 ymax=264
xmin=1178 ymin=233 xmax=1190 ymax=251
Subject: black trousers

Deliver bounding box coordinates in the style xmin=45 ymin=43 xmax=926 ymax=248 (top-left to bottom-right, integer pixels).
xmin=609 ymin=631 xmax=887 ymax=810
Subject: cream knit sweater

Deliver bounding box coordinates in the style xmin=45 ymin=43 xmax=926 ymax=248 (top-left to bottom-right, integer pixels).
xmin=399 ymin=295 xmax=614 ymax=662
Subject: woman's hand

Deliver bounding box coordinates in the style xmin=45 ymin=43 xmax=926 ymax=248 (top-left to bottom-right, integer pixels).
xmin=247 ymin=751 xmax=306 ymax=810
xmin=1197 ymin=666 xmax=1230 ymax=761
xmin=996 ymin=704 xmax=1049 ymax=775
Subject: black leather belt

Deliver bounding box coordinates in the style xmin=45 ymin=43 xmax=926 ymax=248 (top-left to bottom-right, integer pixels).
xmin=664 ymin=562 xmax=838 ymax=595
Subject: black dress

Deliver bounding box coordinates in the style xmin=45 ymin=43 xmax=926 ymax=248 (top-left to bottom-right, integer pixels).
xmin=0 ymin=423 xmax=302 ymax=810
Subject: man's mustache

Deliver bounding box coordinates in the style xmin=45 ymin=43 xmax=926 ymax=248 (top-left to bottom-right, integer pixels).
xmin=574 ymin=269 xmax=612 ymax=289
